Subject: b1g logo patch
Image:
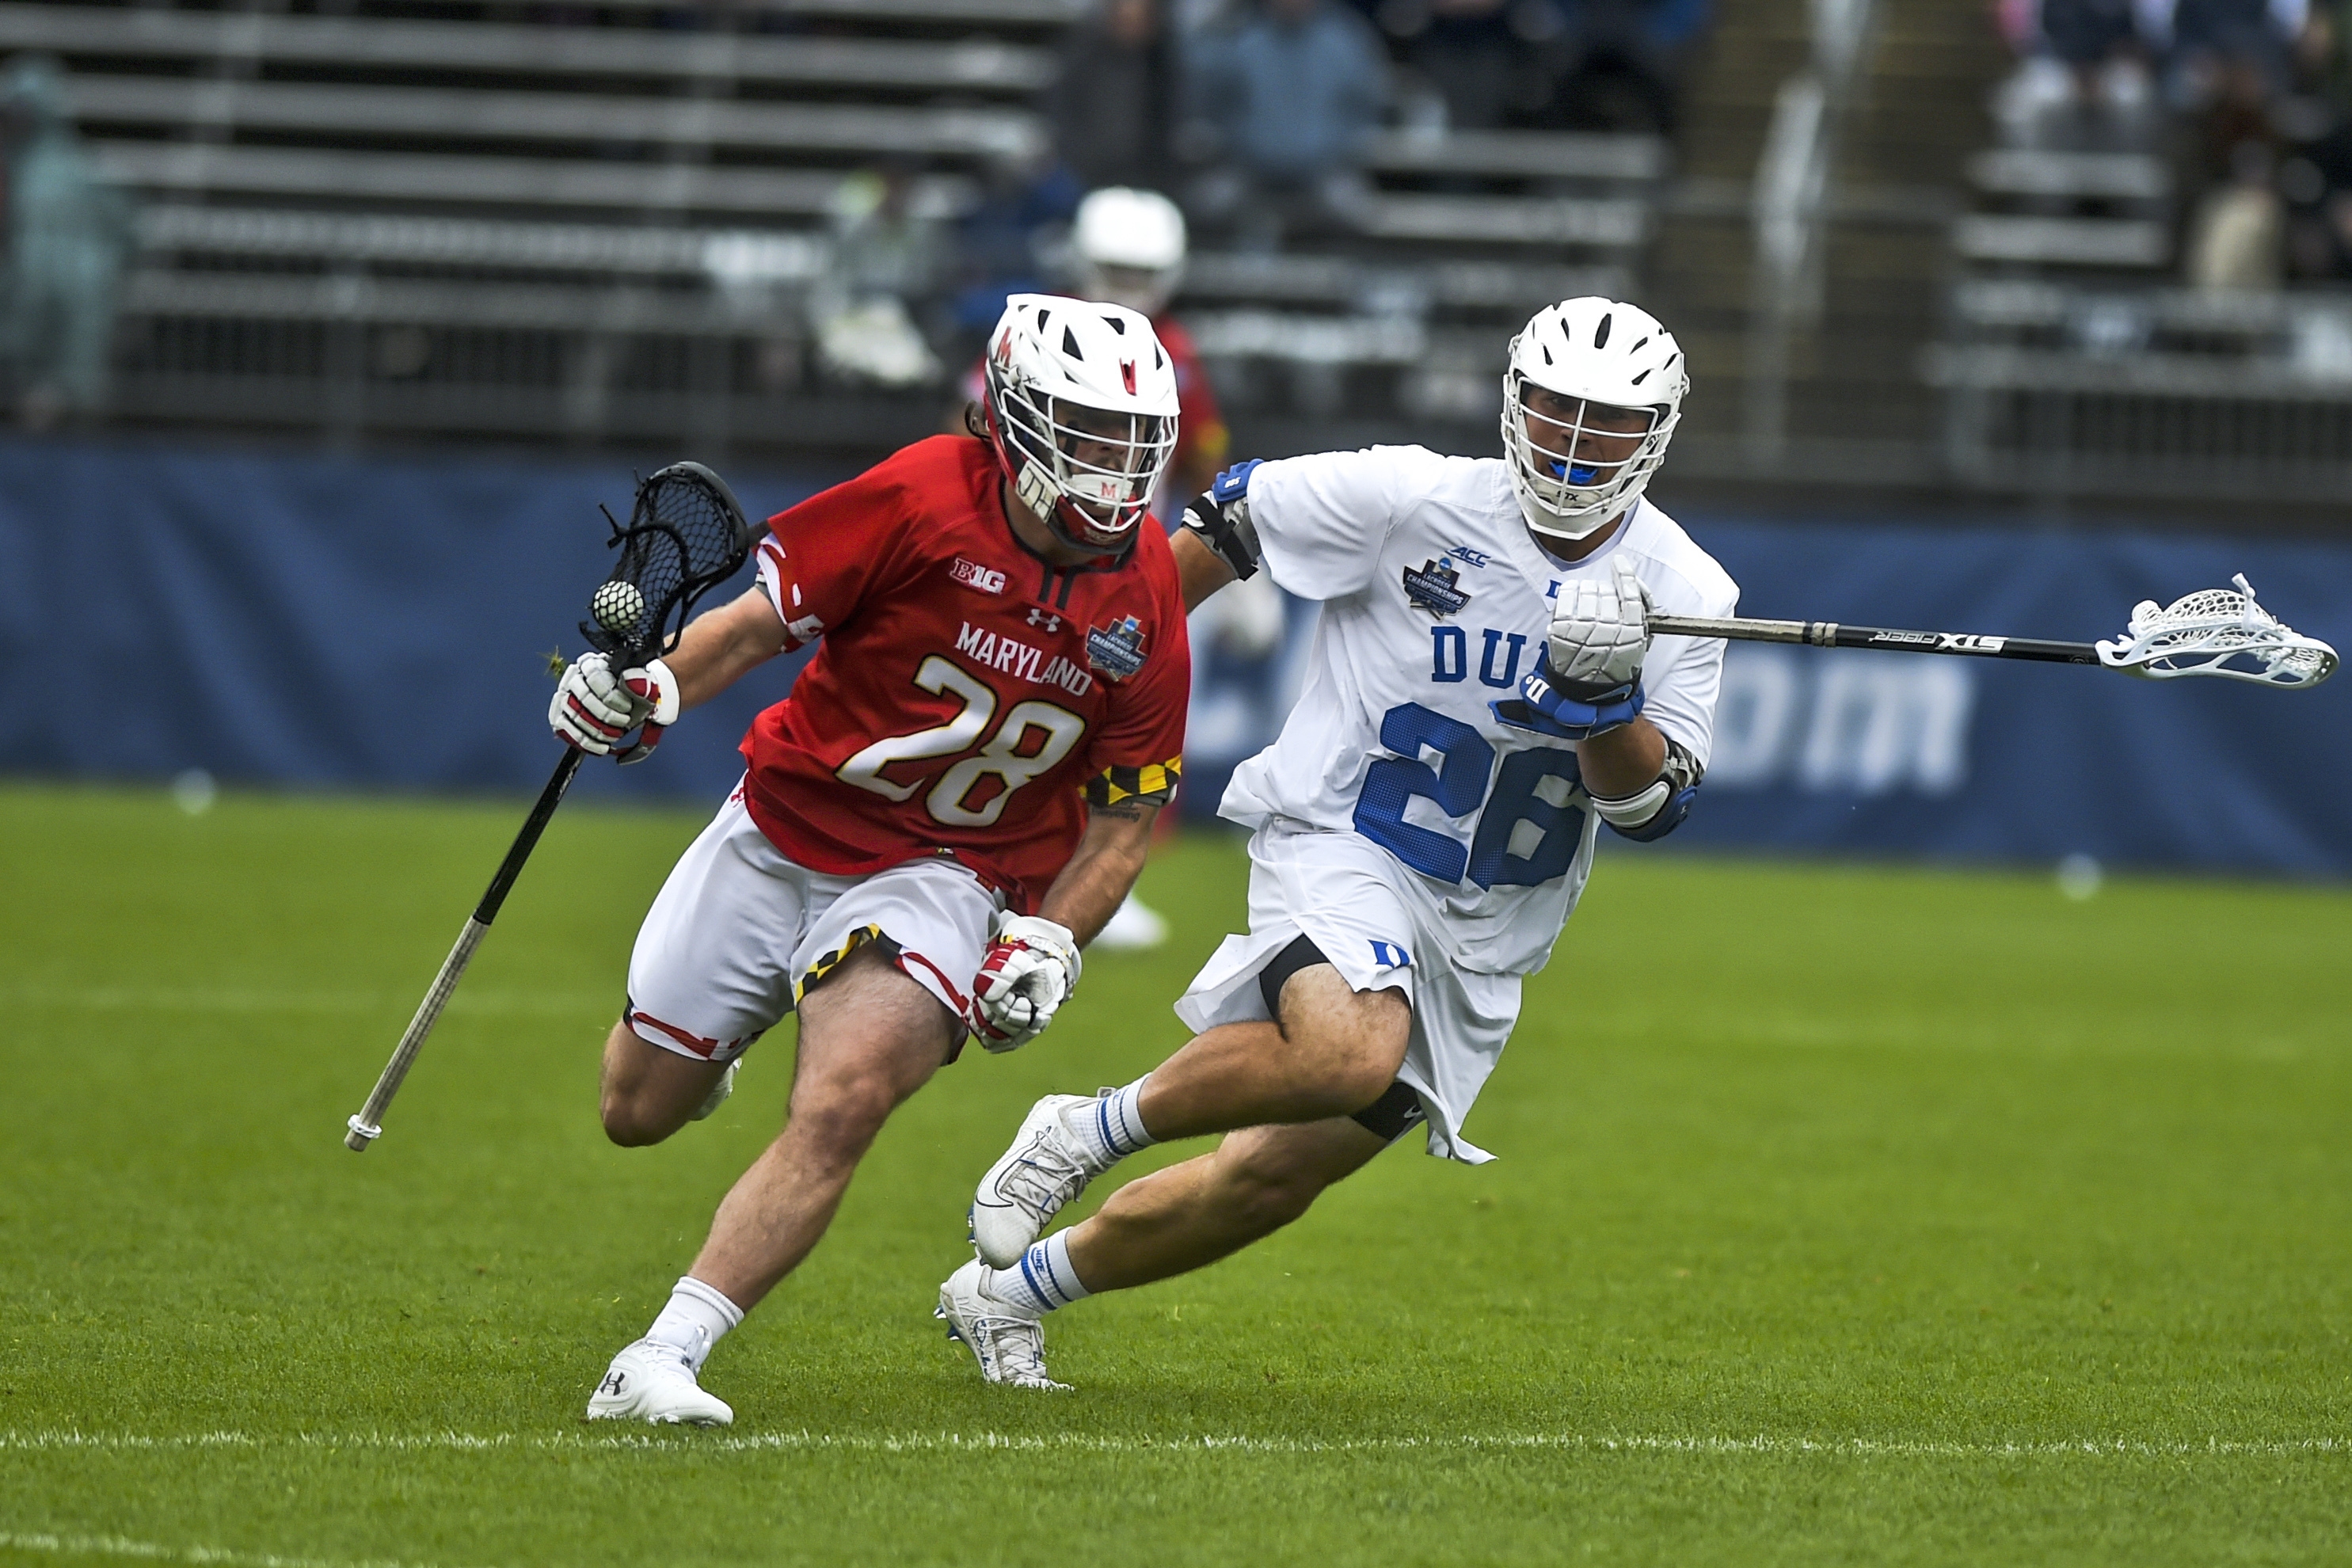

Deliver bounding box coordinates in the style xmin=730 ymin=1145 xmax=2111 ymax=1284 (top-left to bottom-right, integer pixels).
xmin=1402 ymin=558 xmax=1471 ymax=618
xmin=950 ymin=557 xmax=1007 ymax=595
xmin=1086 ymin=615 xmax=1149 ymax=680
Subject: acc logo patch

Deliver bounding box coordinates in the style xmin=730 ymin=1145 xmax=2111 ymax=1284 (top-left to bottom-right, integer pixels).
xmin=1402 ymin=558 xmax=1471 ymax=618
xmin=1085 ymin=615 xmax=1149 ymax=680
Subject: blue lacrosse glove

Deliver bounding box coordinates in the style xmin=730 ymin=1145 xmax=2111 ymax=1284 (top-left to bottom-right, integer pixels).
xmin=1208 ymin=457 xmax=1262 ymax=505
xmin=1490 ymin=652 xmax=1646 ymax=740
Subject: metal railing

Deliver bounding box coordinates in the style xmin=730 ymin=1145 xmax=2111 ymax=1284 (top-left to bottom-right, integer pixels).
xmin=1743 ymin=0 xmax=1878 ymax=465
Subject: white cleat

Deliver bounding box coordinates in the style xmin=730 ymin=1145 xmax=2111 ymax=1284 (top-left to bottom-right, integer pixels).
xmin=936 ymin=1259 xmax=1070 ymax=1391
xmin=690 ymin=1060 xmax=739 ymax=1122
xmin=1091 ymin=893 xmax=1168 ymax=953
xmin=970 ymin=1093 xmax=1117 ymax=1269
xmin=584 ymin=1339 xmax=734 ymax=1426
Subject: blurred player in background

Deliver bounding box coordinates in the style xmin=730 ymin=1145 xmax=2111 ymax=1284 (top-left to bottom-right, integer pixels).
xmin=940 ymin=298 xmax=1741 ymax=1388
xmin=1066 ymin=185 xmax=1230 ymax=501
xmin=548 ymin=295 xmax=1192 ymax=1425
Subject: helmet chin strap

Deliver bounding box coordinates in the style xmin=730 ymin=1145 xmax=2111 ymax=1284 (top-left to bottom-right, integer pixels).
xmin=1520 ymin=495 xmax=1629 ymax=551
xmin=1018 ymin=457 xmax=1130 ymax=557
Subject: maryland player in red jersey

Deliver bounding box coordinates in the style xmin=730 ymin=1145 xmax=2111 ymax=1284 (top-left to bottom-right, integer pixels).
xmin=550 ymin=295 xmax=1192 ymax=1425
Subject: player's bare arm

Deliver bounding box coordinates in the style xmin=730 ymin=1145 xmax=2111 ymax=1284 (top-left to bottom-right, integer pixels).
xmin=661 ymin=587 xmax=790 ymax=709
xmin=1576 ymin=716 xmax=1669 ymax=799
xmin=1171 ymin=525 xmax=1237 ymax=614
xmin=1038 ymin=798 xmax=1164 ymax=946
xmin=968 ymin=798 xmax=1167 ymax=1053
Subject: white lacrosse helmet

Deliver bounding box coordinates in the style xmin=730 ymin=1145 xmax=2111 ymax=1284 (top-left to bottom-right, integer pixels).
xmin=1072 ymin=187 xmax=1187 ymax=318
xmin=984 ymin=292 xmax=1181 ymax=554
xmin=1501 ymin=297 xmax=1688 ymax=542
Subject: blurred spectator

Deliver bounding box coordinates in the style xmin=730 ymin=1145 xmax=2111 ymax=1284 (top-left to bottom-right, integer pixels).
xmin=808 ymin=165 xmax=946 ymax=388
xmin=2186 ymin=135 xmax=2286 ymax=282
xmin=2161 ymin=0 xmax=2308 ymax=179
xmin=2281 ymin=0 xmax=2352 ymax=275
xmin=1182 ymin=0 xmax=1388 ymax=247
xmin=942 ymin=150 xmax=1083 ymax=343
xmin=1508 ymin=0 xmax=1713 ymax=133
xmin=1989 ymin=0 xmax=2162 ymax=150
xmin=0 ymin=55 xmax=131 ymax=428
xmin=1373 ymin=0 xmax=1517 ymax=131
xmin=1052 ymin=0 xmax=1182 ymax=191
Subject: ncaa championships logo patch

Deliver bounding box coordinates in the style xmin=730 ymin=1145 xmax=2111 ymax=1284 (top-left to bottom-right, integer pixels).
xmin=1402 ymin=558 xmax=1471 ymax=618
xmin=1085 ymin=615 xmax=1149 ymax=680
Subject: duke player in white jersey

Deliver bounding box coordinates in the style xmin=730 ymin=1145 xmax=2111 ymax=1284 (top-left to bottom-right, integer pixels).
xmin=934 ymin=298 xmax=1740 ymax=1387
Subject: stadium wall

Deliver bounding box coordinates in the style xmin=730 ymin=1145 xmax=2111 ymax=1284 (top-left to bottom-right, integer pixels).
xmin=6 ymin=436 xmax=2348 ymax=876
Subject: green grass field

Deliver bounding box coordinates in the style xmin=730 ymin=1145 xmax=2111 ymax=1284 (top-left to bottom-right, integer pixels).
xmin=1 ymin=782 xmax=2347 ymax=1567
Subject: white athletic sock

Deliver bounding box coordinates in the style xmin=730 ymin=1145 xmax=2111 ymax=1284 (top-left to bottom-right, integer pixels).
xmin=1070 ymin=1076 xmax=1156 ymax=1166
xmin=991 ymin=1232 xmax=1093 ymax=1316
xmin=644 ymin=1275 xmax=744 ymax=1372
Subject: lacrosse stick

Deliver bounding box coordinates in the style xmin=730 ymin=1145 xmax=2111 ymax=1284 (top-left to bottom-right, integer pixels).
xmin=1647 ymin=574 xmax=2336 ymax=690
xmin=344 ymin=462 xmax=753 ymax=1153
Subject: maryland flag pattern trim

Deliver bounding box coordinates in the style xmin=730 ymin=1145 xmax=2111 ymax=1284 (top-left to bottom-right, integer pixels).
xmin=1085 ymin=756 xmax=1182 ymax=809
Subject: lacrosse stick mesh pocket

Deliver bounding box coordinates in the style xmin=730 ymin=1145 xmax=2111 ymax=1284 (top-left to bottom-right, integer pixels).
xmin=581 ymin=461 xmax=754 ymax=667
xmin=2094 ymin=574 xmax=2338 ymax=689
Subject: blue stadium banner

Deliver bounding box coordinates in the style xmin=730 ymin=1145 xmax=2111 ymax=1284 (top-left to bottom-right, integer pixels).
xmin=1669 ymin=515 xmax=2352 ymax=877
xmin=4 ymin=436 xmax=2348 ymax=874
xmin=0 ymin=436 xmax=810 ymax=807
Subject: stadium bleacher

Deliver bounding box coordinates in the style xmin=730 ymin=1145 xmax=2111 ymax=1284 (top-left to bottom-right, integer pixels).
xmin=1912 ymin=4 xmax=2352 ymax=503
xmin=20 ymin=0 xmax=2340 ymax=505
xmin=0 ymin=0 xmax=1672 ymax=454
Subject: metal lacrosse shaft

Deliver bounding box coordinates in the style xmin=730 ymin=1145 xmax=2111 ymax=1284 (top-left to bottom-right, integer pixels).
xmin=344 ymin=747 xmax=584 ymax=1151
xmin=1647 ymin=612 xmax=2101 ymax=666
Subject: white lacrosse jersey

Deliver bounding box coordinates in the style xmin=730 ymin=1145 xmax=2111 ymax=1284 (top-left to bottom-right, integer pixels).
xmin=1219 ymin=445 xmax=1739 ymax=976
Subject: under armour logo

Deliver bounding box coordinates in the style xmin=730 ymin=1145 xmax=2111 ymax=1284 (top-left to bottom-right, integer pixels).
xmin=600 ymin=1372 xmax=626 ymax=1395
xmin=1027 ymin=608 xmax=1062 ymax=632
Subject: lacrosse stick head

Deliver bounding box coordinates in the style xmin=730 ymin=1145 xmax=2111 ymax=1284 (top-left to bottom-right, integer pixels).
xmin=2094 ymin=574 xmax=2338 ymax=689
xmin=579 ymin=461 xmax=754 ymax=670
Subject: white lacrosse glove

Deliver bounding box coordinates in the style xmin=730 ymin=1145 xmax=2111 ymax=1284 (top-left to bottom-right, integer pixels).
xmin=1546 ymin=554 xmax=1654 ymax=699
xmin=550 ymin=653 xmax=680 ymax=755
xmin=969 ymin=912 xmax=1083 ymax=1053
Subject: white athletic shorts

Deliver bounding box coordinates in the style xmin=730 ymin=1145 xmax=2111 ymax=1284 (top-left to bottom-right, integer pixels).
xmin=1175 ymin=819 xmax=1520 ymax=1164
xmin=624 ymin=785 xmax=999 ymax=1066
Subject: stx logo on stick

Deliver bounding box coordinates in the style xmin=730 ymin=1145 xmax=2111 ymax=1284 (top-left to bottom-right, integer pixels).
xmin=1866 ymin=630 xmax=2007 ymax=653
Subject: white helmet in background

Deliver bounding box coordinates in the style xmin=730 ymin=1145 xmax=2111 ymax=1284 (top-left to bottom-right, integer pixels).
xmin=1501 ymin=297 xmax=1687 ymax=542
xmin=984 ymin=292 xmax=1181 ymax=554
xmin=1072 ymin=187 xmax=1187 ymax=318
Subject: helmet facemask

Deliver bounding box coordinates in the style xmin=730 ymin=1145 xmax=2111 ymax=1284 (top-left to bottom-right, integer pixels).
xmin=1501 ymin=371 xmax=1677 ymax=543
xmin=988 ymin=361 xmax=1176 ymax=555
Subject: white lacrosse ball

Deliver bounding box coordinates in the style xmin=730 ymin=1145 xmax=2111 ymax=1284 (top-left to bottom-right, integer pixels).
xmin=592 ymin=580 xmax=646 ymax=634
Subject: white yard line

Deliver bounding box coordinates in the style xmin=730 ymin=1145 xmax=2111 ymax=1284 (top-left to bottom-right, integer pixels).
xmin=0 ymin=1530 xmax=462 ymax=1568
xmin=2 ymin=1429 xmax=2342 ymax=1460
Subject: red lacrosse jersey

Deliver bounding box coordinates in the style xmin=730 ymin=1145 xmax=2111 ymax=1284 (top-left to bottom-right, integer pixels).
xmin=740 ymin=435 xmax=1189 ymax=914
